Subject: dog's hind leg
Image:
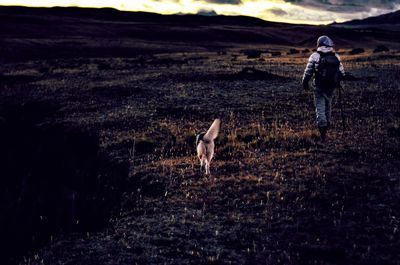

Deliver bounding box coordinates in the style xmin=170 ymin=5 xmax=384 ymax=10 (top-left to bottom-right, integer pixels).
xmin=205 ymin=148 xmax=213 ymax=175
xmin=199 ymin=156 xmax=206 ymax=172
xmin=205 ymin=160 xmax=210 ymax=175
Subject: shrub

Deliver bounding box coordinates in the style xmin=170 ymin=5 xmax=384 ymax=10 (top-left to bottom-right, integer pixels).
xmin=373 ymin=45 xmax=389 ymax=53
xmin=349 ymin=48 xmax=365 ymax=55
xmin=270 ymin=51 xmax=281 ymax=57
xmin=241 ymin=49 xmax=263 ymax=59
xmin=97 ymin=62 xmax=112 ymax=70
xmin=288 ymin=48 xmax=300 ymax=55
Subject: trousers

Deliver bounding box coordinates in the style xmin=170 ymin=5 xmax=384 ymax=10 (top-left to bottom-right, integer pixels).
xmin=314 ymin=90 xmax=333 ymax=127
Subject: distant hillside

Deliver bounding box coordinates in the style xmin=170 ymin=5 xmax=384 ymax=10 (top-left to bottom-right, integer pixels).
xmin=342 ymin=9 xmax=400 ymax=25
xmin=0 ymin=6 xmax=283 ymax=27
xmin=332 ymin=9 xmax=400 ymax=33
xmin=1 ymin=6 xmax=399 ymax=62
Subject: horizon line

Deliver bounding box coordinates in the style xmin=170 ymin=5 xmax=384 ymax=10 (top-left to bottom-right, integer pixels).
xmin=0 ymin=4 xmax=341 ymax=26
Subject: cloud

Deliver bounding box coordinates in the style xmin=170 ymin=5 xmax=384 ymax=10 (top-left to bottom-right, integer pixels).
xmin=282 ymin=0 xmax=400 ymax=13
xmin=266 ymin=7 xmax=288 ymax=16
xmin=13 ymin=0 xmax=399 ymax=25
xmin=197 ymin=9 xmax=218 ymax=15
xmin=203 ymin=0 xmax=242 ymax=4
xmin=261 ymin=4 xmax=342 ymax=24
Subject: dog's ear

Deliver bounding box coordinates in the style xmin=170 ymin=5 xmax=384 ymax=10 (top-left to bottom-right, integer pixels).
xmin=196 ymin=132 xmax=206 ymax=145
xmin=195 ymin=133 xmax=203 ymax=147
xmin=203 ymin=119 xmax=220 ymax=141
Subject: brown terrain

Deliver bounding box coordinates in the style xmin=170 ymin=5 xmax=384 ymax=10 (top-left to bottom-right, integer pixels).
xmin=0 ymin=6 xmax=399 ymax=265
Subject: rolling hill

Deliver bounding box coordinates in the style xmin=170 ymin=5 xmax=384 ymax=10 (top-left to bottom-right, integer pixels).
xmin=0 ymin=6 xmax=399 ymax=62
xmin=341 ymin=9 xmax=400 ymax=26
xmin=332 ymin=9 xmax=400 ymax=32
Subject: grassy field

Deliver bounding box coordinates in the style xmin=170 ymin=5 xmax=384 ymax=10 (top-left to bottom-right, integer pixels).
xmin=1 ymin=47 xmax=400 ymax=264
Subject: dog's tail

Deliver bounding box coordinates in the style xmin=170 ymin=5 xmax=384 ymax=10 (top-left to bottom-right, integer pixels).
xmin=203 ymin=119 xmax=220 ymax=142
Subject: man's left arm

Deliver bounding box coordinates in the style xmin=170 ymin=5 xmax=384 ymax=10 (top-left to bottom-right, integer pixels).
xmin=302 ymin=53 xmax=318 ymax=90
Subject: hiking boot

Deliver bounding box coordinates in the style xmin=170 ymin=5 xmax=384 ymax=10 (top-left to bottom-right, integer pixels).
xmin=318 ymin=126 xmax=328 ymax=142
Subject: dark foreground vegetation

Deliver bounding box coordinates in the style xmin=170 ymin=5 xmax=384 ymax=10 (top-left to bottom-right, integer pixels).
xmin=0 ymin=6 xmax=399 ymax=265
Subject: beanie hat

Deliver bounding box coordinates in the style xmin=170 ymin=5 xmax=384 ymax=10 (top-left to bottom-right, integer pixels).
xmin=317 ymin=35 xmax=334 ymax=47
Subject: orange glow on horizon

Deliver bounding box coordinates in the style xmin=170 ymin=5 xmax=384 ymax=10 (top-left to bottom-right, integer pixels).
xmin=0 ymin=0 xmax=353 ymax=25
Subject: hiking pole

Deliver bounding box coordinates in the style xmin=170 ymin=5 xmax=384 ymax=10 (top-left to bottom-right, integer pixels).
xmin=338 ymin=84 xmax=346 ymax=131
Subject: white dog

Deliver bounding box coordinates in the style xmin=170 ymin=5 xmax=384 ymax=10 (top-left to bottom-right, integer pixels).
xmin=196 ymin=119 xmax=221 ymax=175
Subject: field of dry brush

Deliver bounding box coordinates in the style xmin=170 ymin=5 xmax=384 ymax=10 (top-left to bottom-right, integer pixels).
xmin=1 ymin=48 xmax=399 ymax=264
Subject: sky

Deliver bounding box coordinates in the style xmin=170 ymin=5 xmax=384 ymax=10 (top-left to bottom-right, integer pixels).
xmin=1 ymin=0 xmax=400 ymax=24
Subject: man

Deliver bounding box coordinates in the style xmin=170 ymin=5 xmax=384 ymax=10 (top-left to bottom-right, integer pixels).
xmin=302 ymin=35 xmax=345 ymax=141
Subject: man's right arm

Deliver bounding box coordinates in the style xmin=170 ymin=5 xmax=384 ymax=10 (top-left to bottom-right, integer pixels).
xmin=335 ymin=53 xmax=346 ymax=78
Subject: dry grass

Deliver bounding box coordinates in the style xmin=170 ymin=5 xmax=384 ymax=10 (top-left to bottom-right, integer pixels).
xmin=2 ymin=48 xmax=399 ymax=265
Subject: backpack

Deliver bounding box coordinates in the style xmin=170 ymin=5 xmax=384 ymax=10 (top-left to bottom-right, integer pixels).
xmin=315 ymin=52 xmax=341 ymax=90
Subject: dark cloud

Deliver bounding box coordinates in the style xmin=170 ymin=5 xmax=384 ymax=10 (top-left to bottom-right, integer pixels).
xmin=267 ymin=7 xmax=288 ymax=16
xmin=203 ymin=0 xmax=242 ymax=4
xmin=197 ymin=9 xmax=218 ymax=15
xmin=283 ymin=0 xmax=400 ymax=13
xmin=262 ymin=5 xmax=340 ymax=23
